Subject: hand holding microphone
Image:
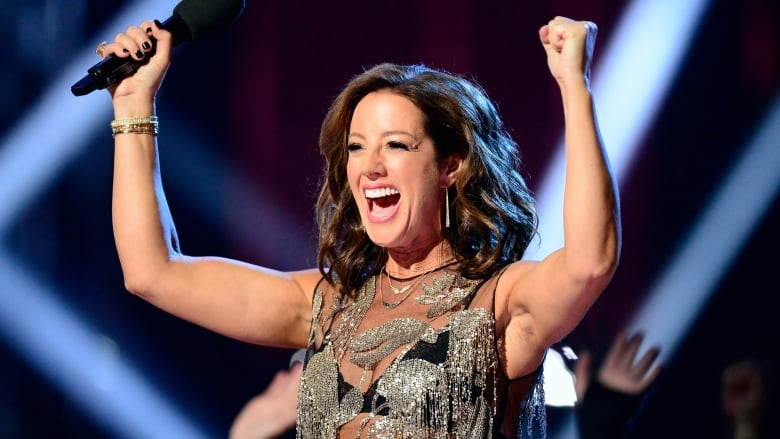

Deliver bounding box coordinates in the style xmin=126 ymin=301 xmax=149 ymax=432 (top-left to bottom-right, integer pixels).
xmin=95 ymin=20 xmax=174 ymax=102
xmin=71 ymin=0 xmax=245 ymax=97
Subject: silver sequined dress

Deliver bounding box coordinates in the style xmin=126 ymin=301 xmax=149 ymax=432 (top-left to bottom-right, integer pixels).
xmin=296 ymin=266 xmax=544 ymax=438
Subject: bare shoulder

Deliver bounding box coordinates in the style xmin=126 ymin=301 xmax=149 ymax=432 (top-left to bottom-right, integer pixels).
xmin=494 ymin=260 xmax=538 ymax=314
xmin=290 ymin=268 xmax=326 ymax=303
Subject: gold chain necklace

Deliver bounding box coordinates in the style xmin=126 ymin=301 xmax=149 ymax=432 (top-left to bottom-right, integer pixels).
xmin=380 ymin=273 xmax=421 ymax=309
xmin=379 ymin=261 xmax=456 ymax=309
xmin=385 ymin=270 xmax=422 ymax=295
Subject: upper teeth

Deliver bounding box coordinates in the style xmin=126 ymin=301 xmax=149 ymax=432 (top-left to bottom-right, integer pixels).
xmin=365 ymin=187 xmax=399 ymax=199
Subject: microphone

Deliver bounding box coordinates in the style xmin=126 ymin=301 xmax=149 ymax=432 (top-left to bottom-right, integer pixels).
xmin=71 ymin=0 xmax=245 ymax=96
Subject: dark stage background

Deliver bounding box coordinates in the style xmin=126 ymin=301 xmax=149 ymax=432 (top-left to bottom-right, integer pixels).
xmin=1 ymin=0 xmax=778 ymax=438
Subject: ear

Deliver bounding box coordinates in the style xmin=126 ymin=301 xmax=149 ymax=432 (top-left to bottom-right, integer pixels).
xmin=439 ymin=154 xmax=463 ymax=188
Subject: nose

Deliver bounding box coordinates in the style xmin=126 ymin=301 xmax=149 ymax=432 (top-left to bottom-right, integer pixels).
xmin=361 ymin=147 xmax=386 ymax=179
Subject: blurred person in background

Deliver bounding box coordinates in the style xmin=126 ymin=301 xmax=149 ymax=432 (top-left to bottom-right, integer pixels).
xmin=720 ymin=356 xmax=778 ymax=439
xmin=573 ymin=330 xmax=662 ymax=438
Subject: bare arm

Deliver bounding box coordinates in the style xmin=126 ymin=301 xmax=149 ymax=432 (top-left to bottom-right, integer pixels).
xmin=500 ymin=17 xmax=621 ymax=377
xmin=105 ymin=21 xmax=314 ymax=349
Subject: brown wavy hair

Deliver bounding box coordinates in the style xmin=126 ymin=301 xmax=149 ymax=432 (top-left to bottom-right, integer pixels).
xmin=316 ymin=63 xmax=537 ymax=298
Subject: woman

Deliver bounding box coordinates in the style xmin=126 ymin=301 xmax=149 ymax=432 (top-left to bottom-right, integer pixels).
xmin=100 ymin=14 xmax=619 ymax=438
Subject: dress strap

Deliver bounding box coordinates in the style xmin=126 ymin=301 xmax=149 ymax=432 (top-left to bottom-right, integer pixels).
xmin=462 ymin=265 xmax=511 ymax=310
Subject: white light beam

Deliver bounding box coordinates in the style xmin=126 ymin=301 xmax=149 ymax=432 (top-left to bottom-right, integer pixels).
xmin=627 ymin=94 xmax=780 ymax=361
xmin=525 ymin=0 xmax=711 ymax=261
xmin=0 ymin=251 xmax=213 ymax=439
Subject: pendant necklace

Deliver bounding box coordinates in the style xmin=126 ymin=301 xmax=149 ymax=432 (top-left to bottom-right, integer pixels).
xmin=380 ymin=274 xmax=419 ymax=309
xmin=379 ymin=260 xmax=456 ymax=309
xmin=385 ymin=271 xmax=415 ymax=295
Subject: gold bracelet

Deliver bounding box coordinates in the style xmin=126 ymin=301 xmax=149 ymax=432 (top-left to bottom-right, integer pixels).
xmin=111 ymin=116 xmax=159 ymax=137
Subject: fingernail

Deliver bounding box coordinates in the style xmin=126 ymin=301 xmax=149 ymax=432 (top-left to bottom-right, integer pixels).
xmin=142 ymin=42 xmax=151 ymax=50
xmin=135 ymin=50 xmax=144 ymax=58
xmin=146 ymin=27 xmax=152 ymax=34
xmin=122 ymin=48 xmax=130 ymax=54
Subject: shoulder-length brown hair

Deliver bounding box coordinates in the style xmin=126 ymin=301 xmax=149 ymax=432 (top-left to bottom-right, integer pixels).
xmin=316 ymin=63 xmax=537 ymax=298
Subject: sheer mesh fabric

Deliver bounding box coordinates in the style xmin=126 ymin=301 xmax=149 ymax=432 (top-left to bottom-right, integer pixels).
xmin=297 ymin=266 xmax=544 ymax=438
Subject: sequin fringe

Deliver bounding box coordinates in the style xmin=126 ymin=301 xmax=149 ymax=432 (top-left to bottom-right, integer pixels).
xmin=297 ymin=274 xmax=543 ymax=439
xmin=517 ymin=366 xmax=547 ymax=439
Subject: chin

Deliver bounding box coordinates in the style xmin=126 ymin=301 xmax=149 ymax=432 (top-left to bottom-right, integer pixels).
xmin=363 ymin=226 xmax=398 ymax=249
xmin=365 ymin=233 xmax=392 ymax=248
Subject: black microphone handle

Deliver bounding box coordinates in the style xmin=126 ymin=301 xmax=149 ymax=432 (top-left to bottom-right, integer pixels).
xmin=70 ymin=14 xmax=189 ymax=97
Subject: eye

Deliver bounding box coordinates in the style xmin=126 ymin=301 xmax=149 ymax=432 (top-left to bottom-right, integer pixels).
xmin=347 ymin=142 xmax=363 ymax=152
xmin=387 ymin=141 xmax=411 ymax=150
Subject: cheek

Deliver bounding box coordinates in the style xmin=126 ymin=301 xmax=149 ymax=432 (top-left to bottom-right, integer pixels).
xmin=346 ymin=160 xmax=360 ymax=192
xmin=408 ymin=168 xmax=444 ymax=213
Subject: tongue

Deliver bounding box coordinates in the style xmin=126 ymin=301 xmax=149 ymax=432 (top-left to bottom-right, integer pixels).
xmin=370 ymin=194 xmax=400 ymax=217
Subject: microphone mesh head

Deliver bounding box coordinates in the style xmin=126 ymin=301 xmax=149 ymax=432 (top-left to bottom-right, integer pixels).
xmin=173 ymin=0 xmax=245 ymax=41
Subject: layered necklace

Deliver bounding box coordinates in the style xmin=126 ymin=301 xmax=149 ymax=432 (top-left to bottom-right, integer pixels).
xmin=379 ymin=260 xmax=456 ymax=309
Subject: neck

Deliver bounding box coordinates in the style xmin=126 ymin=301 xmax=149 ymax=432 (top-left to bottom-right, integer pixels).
xmin=385 ymin=240 xmax=455 ymax=278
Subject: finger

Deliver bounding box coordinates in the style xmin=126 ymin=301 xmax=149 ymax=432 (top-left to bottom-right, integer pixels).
xmin=633 ymin=345 xmax=661 ymax=374
xmin=538 ymin=25 xmax=551 ymax=45
xmin=113 ymin=30 xmax=146 ymax=60
xmin=622 ymin=331 xmax=645 ymax=361
xmin=603 ymin=330 xmax=628 ymax=364
xmin=144 ymin=19 xmax=174 ymax=60
xmin=95 ymin=41 xmax=109 ymax=59
xmin=539 ymin=25 xmax=559 ymax=58
xmin=546 ymin=16 xmax=572 ymax=50
xmin=139 ymin=19 xmax=160 ymax=48
xmin=637 ymin=363 xmax=663 ymax=392
xmin=101 ymin=39 xmax=130 ymax=59
xmin=547 ymin=24 xmax=563 ymax=50
xmin=125 ymin=25 xmax=155 ymax=58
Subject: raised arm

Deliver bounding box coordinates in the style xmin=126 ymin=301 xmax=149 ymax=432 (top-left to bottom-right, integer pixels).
xmin=500 ymin=17 xmax=621 ymax=376
xmin=103 ymin=21 xmax=315 ymax=349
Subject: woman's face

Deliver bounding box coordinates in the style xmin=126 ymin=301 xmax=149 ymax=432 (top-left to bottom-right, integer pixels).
xmin=346 ymin=91 xmax=447 ymax=251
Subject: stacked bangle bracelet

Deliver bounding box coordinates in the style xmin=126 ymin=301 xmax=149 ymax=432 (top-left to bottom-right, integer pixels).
xmin=110 ymin=116 xmax=159 ymax=137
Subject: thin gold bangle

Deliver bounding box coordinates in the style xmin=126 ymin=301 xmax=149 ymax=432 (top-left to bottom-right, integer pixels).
xmin=110 ymin=116 xmax=159 ymax=137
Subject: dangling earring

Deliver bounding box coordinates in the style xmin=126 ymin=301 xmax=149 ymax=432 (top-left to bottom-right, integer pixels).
xmin=445 ymin=188 xmax=450 ymax=229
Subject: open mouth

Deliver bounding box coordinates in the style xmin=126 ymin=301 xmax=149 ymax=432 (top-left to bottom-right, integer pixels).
xmin=365 ymin=187 xmax=401 ymax=220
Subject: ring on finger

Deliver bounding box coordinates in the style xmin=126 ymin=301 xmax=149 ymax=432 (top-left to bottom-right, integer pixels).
xmin=95 ymin=41 xmax=108 ymax=58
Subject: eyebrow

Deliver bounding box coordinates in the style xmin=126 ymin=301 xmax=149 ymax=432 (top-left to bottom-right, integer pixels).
xmin=348 ymin=130 xmax=417 ymax=140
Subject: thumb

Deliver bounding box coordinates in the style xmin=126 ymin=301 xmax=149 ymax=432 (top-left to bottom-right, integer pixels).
xmin=538 ymin=25 xmax=557 ymax=55
xmin=573 ymin=350 xmax=592 ymax=403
